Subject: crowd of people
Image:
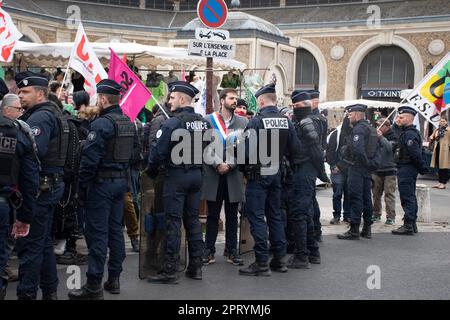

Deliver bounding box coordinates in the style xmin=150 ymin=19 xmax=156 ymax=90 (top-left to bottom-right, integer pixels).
xmin=0 ymin=65 xmax=447 ymax=300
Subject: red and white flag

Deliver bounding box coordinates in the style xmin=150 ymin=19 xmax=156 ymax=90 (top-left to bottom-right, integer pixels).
xmin=68 ymin=23 xmax=107 ymax=94
xmin=0 ymin=6 xmax=23 ymax=62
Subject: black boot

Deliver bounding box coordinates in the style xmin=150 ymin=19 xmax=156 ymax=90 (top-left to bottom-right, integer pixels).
xmin=287 ymin=255 xmax=310 ymax=269
xmin=337 ymin=224 xmax=360 ymax=240
xmin=185 ymin=257 xmax=202 ymax=280
xmin=0 ymin=279 xmax=7 ymax=300
xmin=413 ymin=222 xmax=418 ymax=233
xmin=360 ymin=223 xmax=372 ymax=239
xmin=42 ymin=291 xmax=58 ymax=300
xmin=147 ymin=271 xmax=179 ymax=284
xmin=392 ymin=223 xmax=414 ymax=235
xmin=309 ymin=253 xmax=321 ymax=264
xmin=103 ymin=277 xmax=120 ymax=294
xmin=239 ymin=261 xmax=271 ymax=276
xmin=269 ymin=257 xmax=288 ymax=273
xmin=68 ymin=279 xmax=104 ymax=300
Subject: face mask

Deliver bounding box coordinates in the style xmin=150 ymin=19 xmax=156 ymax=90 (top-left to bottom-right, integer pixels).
xmin=293 ymin=107 xmax=311 ymax=120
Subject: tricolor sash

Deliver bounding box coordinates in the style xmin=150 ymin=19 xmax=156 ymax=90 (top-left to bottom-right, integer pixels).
xmin=209 ymin=112 xmax=227 ymax=144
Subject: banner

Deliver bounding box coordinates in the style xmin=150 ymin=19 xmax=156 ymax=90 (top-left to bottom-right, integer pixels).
xmin=108 ymin=49 xmax=152 ymax=122
xmin=405 ymin=52 xmax=450 ymax=127
xmin=0 ymin=7 xmax=23 ymax=62
xmin=68 ymin=23 xmax=107 ymax=93
xmin=244 ymin=87 xmax=258 ymax=114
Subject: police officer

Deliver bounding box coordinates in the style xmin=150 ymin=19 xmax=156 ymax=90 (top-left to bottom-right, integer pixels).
xmin=392 ymin=106 xmax=428 ymax=235
xmin=338 ymin=104 xmax=377 ymax=240
xmin=0 ymin=110 xmax=40 ymax=300
xmin=68 ymin=79 xmax=135 ymax=300
xmin=15 ymin=71 xmax=68 ymax=300
xmin=287 ymin=91 xmax=321 ymax=268
xmin=239 ymin=83 xmax=299 ymax=276
xmin=308 ymin=90 xmax=328 ymax=242
xmin=147 ymin=81 xmax=209 ymax=284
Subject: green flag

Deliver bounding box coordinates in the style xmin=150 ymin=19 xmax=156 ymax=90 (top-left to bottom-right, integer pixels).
xmin=244 ymin=87 xmax=258 ymax=114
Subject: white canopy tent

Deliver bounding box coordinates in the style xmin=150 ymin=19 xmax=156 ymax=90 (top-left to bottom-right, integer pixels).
xmin=319 ymin=99 xmax=399 ymax=110
xmin=13 ymin=41 xmax=246 ymax=70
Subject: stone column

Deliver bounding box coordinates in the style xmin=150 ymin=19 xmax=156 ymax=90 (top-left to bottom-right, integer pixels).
xmin=139 ymin=0 xmax=145 ymax=9
xmin=280 ymin=0 xmax=286 ymax=7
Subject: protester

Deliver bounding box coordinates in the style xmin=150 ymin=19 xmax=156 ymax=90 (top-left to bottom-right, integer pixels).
xmin=430 ymin=115 xmax=450 ymax=189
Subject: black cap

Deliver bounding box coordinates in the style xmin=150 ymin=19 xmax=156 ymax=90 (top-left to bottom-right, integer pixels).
xmin=291 ymin=90 xmax=310 ymax=104
xmin=236 ymin=98 xmax=248 ymax=108
xmin=308 ymin=90 xmax=320 ymax=99
xmin=97 ymin=79 xmax=122 ymax=95
xmin=0 ymin=78 xmax=8 ymax=100
xmin=398 ymin=105 xmax=417 ymax=116
xmin=15 ymin=71 xmax=49 ymax=89
xmin=345 ymin=104 xmax=368 ymax=113
xmin=168 ymin=81 xmax=199 ymax=98
xmin=255 ymin=83 xmax=276 ymax=98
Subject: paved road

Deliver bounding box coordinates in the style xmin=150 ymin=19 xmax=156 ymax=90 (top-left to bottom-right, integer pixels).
xmin=4 ymin=178 xmax=450 ymax=300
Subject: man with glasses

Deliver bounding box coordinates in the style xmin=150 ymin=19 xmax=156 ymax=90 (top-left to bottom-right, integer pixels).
xmin=1 ymin=94 xmax=24 ymax=120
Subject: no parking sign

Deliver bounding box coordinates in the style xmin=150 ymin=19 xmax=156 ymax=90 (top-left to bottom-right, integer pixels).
xmin=197 ymin=0 xmax=228 ymax=29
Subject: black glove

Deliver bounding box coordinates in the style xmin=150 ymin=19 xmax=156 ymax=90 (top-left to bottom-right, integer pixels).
xmin=318 ymin=171 xmax=330 ymax=183
xmin=77 ymin=186 xmax=88 ymax=206
xmin=146 ymin=166 xmax=158 ymax=179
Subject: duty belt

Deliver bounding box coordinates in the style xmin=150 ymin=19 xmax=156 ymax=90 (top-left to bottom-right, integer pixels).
xmin=40 ymin=173 xmax=63 ymax=192
xmin=97 ymin=170 xmax=128 ymax=179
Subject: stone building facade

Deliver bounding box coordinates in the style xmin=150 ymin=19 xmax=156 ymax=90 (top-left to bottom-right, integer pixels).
xmin=3 ymin=0 xmax=450 ymax=102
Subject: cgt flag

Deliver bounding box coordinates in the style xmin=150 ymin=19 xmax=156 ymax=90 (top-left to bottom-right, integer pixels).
xmin=69 ymin=23 xmax=107 ymax=94
xmin=108 ymin=48 xmax=152 ymax=121
xmin=405 ymin=52 xmax=450 ymax=127
xmin=0 ymin=6 xmax=23 ymax=62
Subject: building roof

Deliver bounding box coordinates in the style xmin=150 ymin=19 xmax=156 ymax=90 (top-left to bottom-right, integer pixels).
xmin=4 ymin=0 xmax=450 ymax=32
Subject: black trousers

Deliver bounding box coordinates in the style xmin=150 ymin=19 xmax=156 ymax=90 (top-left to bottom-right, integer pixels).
xmin=435 ymin=143 xmax=449 ymax=184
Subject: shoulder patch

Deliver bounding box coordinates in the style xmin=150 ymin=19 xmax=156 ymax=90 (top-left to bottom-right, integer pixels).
xmin=156 ymin=129 xmax=163 ymax=139
xmin=353 ymin=134 xmax=359 ymax=142
xmin=407 ymin=139 xmax=414 ymax=146
xmin=87 ymin=131 xmax=97 ymax=142
xmin=31 ymin=126 xmax=41 ymax=136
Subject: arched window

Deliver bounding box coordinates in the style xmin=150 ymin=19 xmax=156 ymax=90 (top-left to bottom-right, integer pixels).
xmin=358 ymin=46 xmax=414 ymax=100
xmin=295 ymin=48 xmax=319 ymax=90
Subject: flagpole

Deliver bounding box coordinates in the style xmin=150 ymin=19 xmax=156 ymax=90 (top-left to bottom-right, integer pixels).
xmin=378 ymin=97 xmax=407 ymax=128
xmin=151 ymin=95 xmax=170 ymax=119
xmin=58 ymin=67 xmax=70 ymax=99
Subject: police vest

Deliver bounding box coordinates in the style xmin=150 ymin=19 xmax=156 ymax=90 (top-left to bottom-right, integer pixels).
xmin=396 ymin=127 xmax=422 ymax=164
xmin=39 ymin=104 xmax=70 ymax=168
xmin=170 ymin=112 xmax=209 ymax=168
xmin=343 ymin=121 xmax=378 ymax=165
xmin=0 ymin=116 xmax=20 ymax=187
xmin=255 ymin=112 xmax=289 ymax=166
xmin=103 ymin=113 xmax=135 ymax=164
xmin=292 ymin=116 xmax=320 ymax=164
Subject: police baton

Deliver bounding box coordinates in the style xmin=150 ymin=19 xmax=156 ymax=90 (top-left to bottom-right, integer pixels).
xmin=151 ymin=95 xmax=170 ymax=119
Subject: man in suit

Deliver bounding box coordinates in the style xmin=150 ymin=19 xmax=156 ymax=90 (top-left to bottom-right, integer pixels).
xmin=202 ymin=88 xmax=248 ymax=266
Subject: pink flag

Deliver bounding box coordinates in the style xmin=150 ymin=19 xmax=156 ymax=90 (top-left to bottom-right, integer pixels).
xmin=108 ymin=49 xmax=152 ymax=121
xmin=0 ymin=6 xmax=23 ymax=62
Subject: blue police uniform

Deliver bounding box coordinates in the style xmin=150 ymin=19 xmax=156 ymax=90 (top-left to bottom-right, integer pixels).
xmin=0 ymin=116 xmax=39 ymax=300
xmin=287 ymin=91 xmax=321 ymax=268
xmin=147 ymin=81 xmax=209 ymax=283
xmin=338 ymin=104 xmax=376 ymax=240
xmin=392 ymin=106 xmax=428 ymax=235
xmin=239 ymin=83 xmax=300 ymax=276
xmin=68 ymin=80 xmax=135 ymax=299
xmin=309 ymin=90 xmax=327 ymax=242
xmin=15 ymin=72 xmax=67 ymax=300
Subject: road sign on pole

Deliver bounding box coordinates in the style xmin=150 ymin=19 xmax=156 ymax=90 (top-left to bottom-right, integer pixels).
xmin=188 ymin=39 xmax=235 ymax=59
xmin=197 ymin=0 xmax=228 ymax=29
xmin=195 ymin=28 xmax=230 ymax=42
